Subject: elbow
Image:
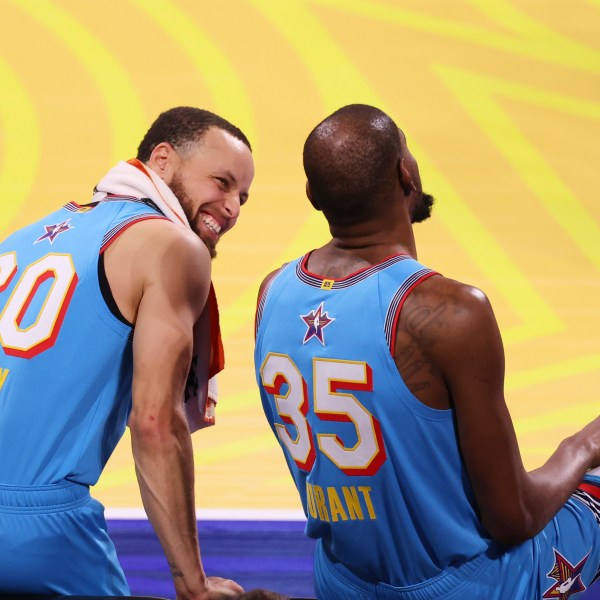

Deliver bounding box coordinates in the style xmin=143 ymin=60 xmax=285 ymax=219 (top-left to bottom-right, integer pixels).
xmin=488 ymin=527 xmax=530 ymax=548
xmin=129 ymin=408 xmax=174 ymax=448
xmin=483 ymin=509 xmax=538 ymax=548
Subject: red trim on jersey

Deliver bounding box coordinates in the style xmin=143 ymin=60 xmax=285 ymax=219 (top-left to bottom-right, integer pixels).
xmin=254 ymin=285 xmax=267 ymax=339
xmin=0 ymin=264 xmax=18 ymax=293
xmin=5 ymin=273 xmax=78 ymax=359
xmin=207 ymin=283 xmax=224 ymax=378
xmin=99 ymin=215 xmax=169 ymax=254
xmin=300 ymin=252 xmax=410 ymax=282
xmin=579 ymin=481 xmax=600 ymax=500
xmin=389 ymin=271 xmax=438 ymax=356
xmin=264 ymin=373 xmax=316 ymax=471
xmin=254 ymin=268 xmax=283 ymax=339
xmin=15 ymin=270 xmax=53 ymax=327
xmin=344 ymin=417 xmax=387 ymax=477
xmin=104 ymin=193 xmax=139 ymax=200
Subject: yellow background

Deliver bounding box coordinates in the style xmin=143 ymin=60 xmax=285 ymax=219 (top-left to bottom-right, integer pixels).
xmin=1 ymin=0 xmax=599 ymax=511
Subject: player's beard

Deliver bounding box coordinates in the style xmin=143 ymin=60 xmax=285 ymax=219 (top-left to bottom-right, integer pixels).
xmin=169 ymin=172 xmax=218 ymax=259
xmin=411 ymin=192 xmax=435 ymax=224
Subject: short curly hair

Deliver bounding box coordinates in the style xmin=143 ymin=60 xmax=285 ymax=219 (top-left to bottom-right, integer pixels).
xmin=137 ymin=106 xmax=251 ymax=162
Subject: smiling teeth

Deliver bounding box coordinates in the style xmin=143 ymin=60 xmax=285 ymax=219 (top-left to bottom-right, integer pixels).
xmin=201 ymin=215 xmax=221 ymax=234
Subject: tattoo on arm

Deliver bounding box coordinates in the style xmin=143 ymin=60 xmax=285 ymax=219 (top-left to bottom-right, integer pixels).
xmin=394 ymin=339 xmax=430 ymax=391
xmin=395 ymin=303 xmax=447 ymax=392
xmin=405 ymin=304 xmax=446 ymax=339
xmin=168 ymin=561 xmax=184 ymax=578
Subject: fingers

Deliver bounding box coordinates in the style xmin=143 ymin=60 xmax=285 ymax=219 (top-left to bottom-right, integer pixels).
xmin=206 ymin=575 xmax=245 ymax=597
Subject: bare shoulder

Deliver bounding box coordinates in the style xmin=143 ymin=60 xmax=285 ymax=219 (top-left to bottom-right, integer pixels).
xmin=413 ymin=273 xmax=490 ymax=306
xmin=135 ymin=218 xmax=207 ymax=260
xmin=111 ymin=219 xmax=209 ymax=277
xmin=403 ymin=274 xmax=503 ymax=379
xmin=104 ymin=219 xmax=211 ymax=323
xmin=404 ymin=274 xmax=495 ymax=336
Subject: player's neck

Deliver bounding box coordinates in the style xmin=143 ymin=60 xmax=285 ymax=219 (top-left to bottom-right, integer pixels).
xmin=307 ymin=233 xmax=416 ymax=279
xmin=330 ymin=219 xmax=416 ymax=258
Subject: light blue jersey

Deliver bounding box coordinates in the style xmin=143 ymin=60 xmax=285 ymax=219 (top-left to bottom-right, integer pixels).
xmin=0 ymin=197 xmax=165 ymax=486
xmin=0 ymin=197 xmax=166 ymax=595
xmin=255 ymin=254 xmax=600 ymax=599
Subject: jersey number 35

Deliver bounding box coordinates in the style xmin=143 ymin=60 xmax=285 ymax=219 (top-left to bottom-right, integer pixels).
xmin=259 ymin=353 xmax=386 ymax=476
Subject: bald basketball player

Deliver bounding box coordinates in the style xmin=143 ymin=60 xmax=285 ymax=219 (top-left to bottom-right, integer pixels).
xmin=255 ymin=104 xmax=600 ymax=599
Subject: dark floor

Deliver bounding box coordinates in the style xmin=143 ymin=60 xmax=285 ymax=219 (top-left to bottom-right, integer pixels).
xmin=109 ymin=519 xmax=600 ymax=600
xmin=109 ymin=519 xmax=316 ymax=599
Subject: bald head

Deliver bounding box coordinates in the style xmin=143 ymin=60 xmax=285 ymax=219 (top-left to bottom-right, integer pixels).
xmin=303 ymin=104 xmax=402 ymax=227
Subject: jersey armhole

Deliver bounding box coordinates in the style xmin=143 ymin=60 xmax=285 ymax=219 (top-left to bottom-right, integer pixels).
xmin=386 ymin=270 xmax=438 ymax=356
xmin=97 ymin=212 xmax=168 ymax=327
xmin=97 ymin=252 xmax=131 ymax=326
xmin=255 ymin=266 xmax=286 ymax=338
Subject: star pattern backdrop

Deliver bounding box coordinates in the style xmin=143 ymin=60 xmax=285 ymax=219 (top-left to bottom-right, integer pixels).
xmin=0 ymin=0 xmax=599 ymax=512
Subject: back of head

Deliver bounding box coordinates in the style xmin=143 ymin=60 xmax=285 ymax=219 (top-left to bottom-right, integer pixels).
xmin=303 ymin=104 xmax=401 ymax=227
xmin=137 ymin=106 xmax=251 ymax=161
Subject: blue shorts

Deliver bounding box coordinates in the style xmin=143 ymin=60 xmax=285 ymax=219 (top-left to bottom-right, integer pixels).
xmin=0 ymin=481 xmax=129 ymax=595
xmin=314 ymin=475 xmax=600 ymax=600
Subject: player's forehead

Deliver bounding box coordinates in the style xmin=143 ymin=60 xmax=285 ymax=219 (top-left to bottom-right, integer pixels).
xmin=192 ymin=128 xmax=254 ymax=177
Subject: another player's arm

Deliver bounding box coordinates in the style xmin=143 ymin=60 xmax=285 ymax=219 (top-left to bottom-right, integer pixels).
xmin=413 ymin=278 xmax=600 ymax=546
xmin=113 ymin=221 xmax=241 ymax=599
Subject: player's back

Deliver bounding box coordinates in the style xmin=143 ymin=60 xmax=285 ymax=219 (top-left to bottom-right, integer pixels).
xmin=0 ymin=198 xmax=164 ymax=486
xmin=255 ymin=253 xmax=492 ymax=587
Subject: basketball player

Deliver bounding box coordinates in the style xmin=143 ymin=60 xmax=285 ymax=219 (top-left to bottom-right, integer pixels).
xmin=0 ymin=107 xmax=254 ymax=599
xmin=254 ymin=104 xmax=600 ymax=599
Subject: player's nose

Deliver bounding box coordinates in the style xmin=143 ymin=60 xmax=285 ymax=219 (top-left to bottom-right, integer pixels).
xmin=223 ymin=193 xmax=241 ymax=220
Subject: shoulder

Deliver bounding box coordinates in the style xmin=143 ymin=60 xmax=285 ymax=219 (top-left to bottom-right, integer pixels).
xmin=105 ymin=219 xmax=211 ymax=322
xmin=114 ymin=218 xmax=209 ymax=272
xmin=141 ymin=222 xmax=212 ymax=302
xmin=408 ymin=274 xmax=493 ymax=320
xmin=401 ymin=274 xmax=500 ymax=356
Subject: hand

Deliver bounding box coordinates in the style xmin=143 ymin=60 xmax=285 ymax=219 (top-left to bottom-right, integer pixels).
xmin=181 ymin=576 xmax=244 ymax=600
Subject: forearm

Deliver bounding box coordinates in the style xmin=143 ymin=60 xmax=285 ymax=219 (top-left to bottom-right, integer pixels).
xmin=486 ymin=429 xmax=597 ymax=546
xmin=131 ymin=408 xmax=206 ymax=598
xmin=524 ymin=430 xmax=596 ymax=533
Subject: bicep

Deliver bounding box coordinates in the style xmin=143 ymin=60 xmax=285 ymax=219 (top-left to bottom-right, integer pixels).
xmin=131 ymin=233 xmax=211 ymax=418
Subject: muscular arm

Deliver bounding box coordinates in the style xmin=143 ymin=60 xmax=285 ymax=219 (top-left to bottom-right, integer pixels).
xmin=401 ymin=278 xmax=600 ymax=546
xmin=106 ymin=220 xmax=240 ymax=599
xmin=129 ymin=225 xmax=209 ymax=598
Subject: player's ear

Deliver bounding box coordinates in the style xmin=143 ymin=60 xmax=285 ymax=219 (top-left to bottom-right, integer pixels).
xmin=147 ymin=142 xmax=179 ymax=185
xmin=306 ymin=181 xmax=321 ymax=211
xmin=398 ymin=156 xmax=418 ymax=197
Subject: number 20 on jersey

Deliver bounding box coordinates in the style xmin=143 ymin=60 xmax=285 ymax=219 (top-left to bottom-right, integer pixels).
xmin=0 ymin=252 xmax=77 ymax=358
